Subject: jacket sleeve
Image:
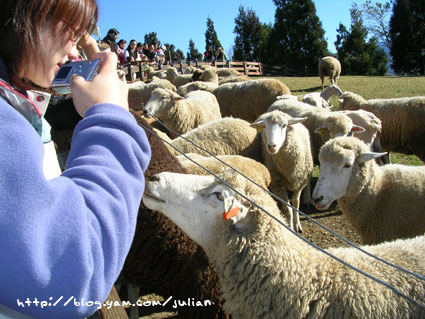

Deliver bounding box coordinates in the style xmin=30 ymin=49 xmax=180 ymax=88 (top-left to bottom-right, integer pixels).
xmin=0 ymin=101 xmax=151 ymax=318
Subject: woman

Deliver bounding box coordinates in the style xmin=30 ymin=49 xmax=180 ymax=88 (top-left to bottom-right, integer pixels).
xmin=124 ymin=39 xmax=138 ymax=62
xmin=0 ymin=0 xmax=151 ymax=318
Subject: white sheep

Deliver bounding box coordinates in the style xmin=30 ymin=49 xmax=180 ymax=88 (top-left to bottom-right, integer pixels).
xmin=312 ymin=136 xmax=425 ymax=244
xmin=218 ymin=74 xmax=251 ymax=85
xmin=338 ymin=91 xmax=425 ymax=162
xmin=143 ymin=88 xmax=221 ymax=136
xmin=177 ymin=68 xmax=219 ymax=96
xmin=143 ymin=170 xmax=425 ymax=319
xmin=165 ymin=67 xmax=180 ymax=83
xmin=277 ymin=84 xmax=343 ymax=108
xmin=127 ymin=79 xmax=177 ymax=110
xmin=177 ymin=153 xmax=271 ymax=190
xmin=213 ymin=79 xmax=291 ymax=122
xmin=251 ymin=110 xmax=313 ymax=233
xmin=167 ymin=117 xmax=262 ymax=162
xmin=172 ymin=74 xmax=194 ymax=88
xmin=319 ymin=56 xmax=341 ymax=89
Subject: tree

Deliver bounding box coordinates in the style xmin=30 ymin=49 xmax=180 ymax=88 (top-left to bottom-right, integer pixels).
xmin=390 ymin=0 xmax=425 ymax=74
xmin=335 ymin=4 xmax=388 ymax=75
xmin=144 ymin=32 xmax=159 ymax=45
xmin=232 ymin=5 xmax=268 ymax=61
xmin=265 ymin=0 xmax=329 ymax=74
xmin=186 ymin=39 xmax=202 ymax=61
xmin=204 ymin=17 xmax=222 ymax=53
xmin=358 ymin=0 xmax=393 ymax=52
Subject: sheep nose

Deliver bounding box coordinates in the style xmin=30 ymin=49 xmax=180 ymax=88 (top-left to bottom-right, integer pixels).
xmin=142 ymin=109 xmax=150 ymax=117
xmin=268 ymin=144 xmax=276 ymax=148
xmin=313 ymin=195 xmax=323 ymax=204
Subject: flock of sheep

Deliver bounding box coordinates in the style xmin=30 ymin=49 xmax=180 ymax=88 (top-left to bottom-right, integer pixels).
xmin=85 ymin=56 xmax=425 ymax=318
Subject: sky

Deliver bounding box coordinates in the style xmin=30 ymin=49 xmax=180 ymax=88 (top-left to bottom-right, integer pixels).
xmin=96 ymin=0 xmax=366 ymax=57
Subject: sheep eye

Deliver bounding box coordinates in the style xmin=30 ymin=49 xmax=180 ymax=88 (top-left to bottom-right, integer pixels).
xmin=215 ymin=192 xmax=225 ymax=201
xmin=344 ymin=163 xmax=352 ymax=168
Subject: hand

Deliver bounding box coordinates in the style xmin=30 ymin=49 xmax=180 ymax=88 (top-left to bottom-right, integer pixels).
xmin=77 ymin=33 xmax=100 ymax=60
xmin=70 ymin=52 xmax=129 ymax=117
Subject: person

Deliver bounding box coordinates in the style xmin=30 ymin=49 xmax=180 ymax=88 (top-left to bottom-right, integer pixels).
xmin=136 ymin=42 xmax=146 ymax=61
xmin=155 ymin=45 xmax=166 ymax=69
xmin=0 ymin=0 xmax=151 ymax=318
xmin=116 ymin=39 xmax=127 ymax=64
xmin=101 ymin=27 xmax=119 ymax=53
xmin=215 ymin=46 xmax=226 ymax=62
xmin=125 ymin=39 xmax=138 ymax=62
xmin=146 ymin=43 xmax=157 ymax=63
xmin=204 ymin=46 xmax=214 ymax=62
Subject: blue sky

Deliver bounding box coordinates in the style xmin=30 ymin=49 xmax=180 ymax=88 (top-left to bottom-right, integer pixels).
xmin=96 ymin=0 xmax=366 ymax=57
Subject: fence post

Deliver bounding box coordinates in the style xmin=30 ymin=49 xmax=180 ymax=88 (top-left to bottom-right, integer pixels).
xmin=243 ymin=61 xmax=247 ymax=75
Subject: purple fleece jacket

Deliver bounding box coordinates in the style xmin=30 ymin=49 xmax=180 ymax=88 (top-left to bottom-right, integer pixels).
xmin=0 ymin=95 xmax=151 ymax=317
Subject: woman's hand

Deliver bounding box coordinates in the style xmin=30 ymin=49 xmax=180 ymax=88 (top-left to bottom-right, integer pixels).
xmin=77 ymin=33 xmax=100 ymax=60
xmin=70 ymin=52 xmax=128 ymax=117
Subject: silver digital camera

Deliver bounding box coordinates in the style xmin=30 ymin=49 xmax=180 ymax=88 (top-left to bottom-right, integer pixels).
xmin=52 ymin=59 xmax=100 ymax=95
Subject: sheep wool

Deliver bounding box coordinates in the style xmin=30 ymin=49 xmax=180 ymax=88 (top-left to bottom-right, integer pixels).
xmin=319 ymin=56 xmax=341 ymax=89
xmin=338 ymin=91 xmax=425 ymax=162
xmin=213 ymin=79 xmax=291 ymax=122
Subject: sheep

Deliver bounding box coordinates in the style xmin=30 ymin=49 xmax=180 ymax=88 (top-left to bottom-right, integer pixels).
xmin=338 ymin=91 xmax=425 ymax=162
xmin=277 ymin=84 xmax=343 ymax=108
xmin=216 ymin=68 xmax=240 ymax=77
xmin=183 ymin=65 xmax=198 ymax=74
xmin=165 ymin=67 xmax=180 ymax=83
xmin=213 ymin=79 xmax=291 ymax=122
xmin=218 ymin=74 xmax=251 ymax=85
xmin=146 ymin=66 xmax=167 ymax=81
xmin=177 ymin=153 xmax=271 ymax=190
xmin=172 ymin=74 xmax=194 ymax=88
xmin=143 ymin=88 xmax=221 ymax=136
xmin=177 ymin=68 xmax=219 ymax=96
xmin=118 ymin=113 xmax=229 ymax=319
xmin=319 ymin=56 xmax=341 ymax=89
xmin=167 ymin=118 xmax=262 ymax=162
xmin=312 ymin=136 xmax=425 ymax=245
xmin=251 ymin=110 xmax=313 ymax=233
xmin=127 ymin=79 xmax=177 ymax=110
xmin=143 ymin=169 xmax=425 ymax=319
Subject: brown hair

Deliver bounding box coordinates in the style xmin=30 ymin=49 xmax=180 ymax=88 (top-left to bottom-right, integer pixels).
xmin=0 ymin=0 xmax=98 ymax=89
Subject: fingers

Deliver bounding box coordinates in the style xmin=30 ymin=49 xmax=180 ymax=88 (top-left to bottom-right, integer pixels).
xmin=92 ymin=51 xmax=118 ymax=73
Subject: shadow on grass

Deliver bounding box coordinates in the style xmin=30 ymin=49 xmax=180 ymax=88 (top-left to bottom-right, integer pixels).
xmin=291 ymin=86 xmax=323 ymax=93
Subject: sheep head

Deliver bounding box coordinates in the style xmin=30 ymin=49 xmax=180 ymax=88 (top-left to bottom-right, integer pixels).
xmin=143 ymin=88 xmax=182 ymax=118
xmin=312 ymin=136 xmax=387 ymax=210
xmin=251 ymin=110 xmax=307 ymax=155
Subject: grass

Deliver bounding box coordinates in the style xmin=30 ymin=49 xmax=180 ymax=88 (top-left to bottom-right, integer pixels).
xmin=267 ymin=75 xmax=425 ymax=167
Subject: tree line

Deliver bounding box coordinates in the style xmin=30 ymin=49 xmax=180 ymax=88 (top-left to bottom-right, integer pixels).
xmin=143 ymin=0 xmax=425 ymax=76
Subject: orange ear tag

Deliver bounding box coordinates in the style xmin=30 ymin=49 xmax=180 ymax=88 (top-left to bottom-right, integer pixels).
xmin=298 ymin=95 xmax=303 ymax=101
xmin=222 ymin=207 xmax=240 ymax=220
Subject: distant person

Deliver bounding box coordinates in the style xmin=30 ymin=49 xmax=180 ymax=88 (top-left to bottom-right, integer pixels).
xmin=215 ymin=46 xmax=226 ymax=62
xmin=136 ymin=42 xmax=146 ymax=61
xmin=116 ymin=39 xmax=127 ymax=64
xmin=125 ymin=39 xmax=138 ymax=62
xmin=155 ymin=44 xmax=166 ymax=69
xmin=101 ymin=28 xmax=119 ymax=53
xmin=146 ymin=43 xmax=156 ymax=63
xmin=204 ymin=46 xmax=214 ymax=62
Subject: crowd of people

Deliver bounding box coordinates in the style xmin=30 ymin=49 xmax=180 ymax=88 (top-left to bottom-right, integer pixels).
xmin=203 ymin=45 xmax=226 ymax=62
xmin=101 ymin=28 xmax=167 ymax=68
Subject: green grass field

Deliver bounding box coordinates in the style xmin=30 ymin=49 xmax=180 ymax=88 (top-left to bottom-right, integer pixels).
xmin=270 ymin=75 xmax=425 ymax=166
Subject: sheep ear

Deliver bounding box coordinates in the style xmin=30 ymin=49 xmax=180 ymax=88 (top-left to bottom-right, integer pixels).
xmin=250 ymin=120 xmax=265 ymax=132
xmin=351 ymin=125 xmax=366 ymax=134
xmin=173 ymin=95 xmax=184 ymax=101
xmin=357 ymin=152 xmax=388 ymax=163
xmin=288 ymin=117 xmax=307 ymax=126
xmin=314 ymin=124 xmax=327 ymax=134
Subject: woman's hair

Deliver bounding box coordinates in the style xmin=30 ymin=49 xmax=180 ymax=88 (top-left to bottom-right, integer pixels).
xmin=125 ymin=39 xmax=137 ymax=52
xmin=0 ymin=0 xmax=98 ymax=89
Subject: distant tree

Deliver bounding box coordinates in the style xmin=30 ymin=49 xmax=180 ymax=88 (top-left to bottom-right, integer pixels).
xmin=335 ymin=4 xmax=388 ymax=75
xmin=175 ymin=49 xmax=185 ymax=61
xmin=204 ymin=17 xmax=222 ymax=53
xmin=265 ymin=0 xmax=329 ymax=74
xmin=163 ymin=43 xmax=179 ymax=62
xmin=186 ymin=39 xmax=202 ymax=61
xmin=144 ymin=32 xmax=159 ymax=45
xmin=358 ymin=0 xmax=393 ymax=52
xmin=390 ymin=0 xmax=425 ymax=74
xmin=233 ymin=5 xmax=267 ymax=61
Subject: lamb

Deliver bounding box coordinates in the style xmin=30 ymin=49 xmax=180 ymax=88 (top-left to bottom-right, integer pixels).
xmin=312 ymin=136 xmax=425 ymax=244
xmin=216 ymin=68 xmax=240 ymax=77
xmin=319 ymin=56 xmax=341 ymax=89
xmin=338 ymin=91 xmax=425 ymax=162
xmin=167 ymin=118 xmax=262 ymax=162
xmin=143 ymin=169 xmax=425 ymax=319
xmin=172 ymin=74 xmax=194 ymax=88
xmin=277 ymin=84 xmax=343 ymax=108
xmin=213 ymin=79 xmax=291 ymax=122
xmin=143 ymin=88 xmax=221 ymax=136
xmin=127 ymin=79 xmax=177 ymax=110
xmin=251 ymin=110 xmax=313 ymax=233
xmin=165 ymin=67 xmax=180 ymax=83
xmin=177 ymin=68 xmax=219 ymax=96
xmin=177 ymin=153 xmax=271 ymax=190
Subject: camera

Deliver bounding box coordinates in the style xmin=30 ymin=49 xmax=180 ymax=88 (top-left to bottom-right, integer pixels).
xmin=52 ymin=59 xmax=100 ymax=95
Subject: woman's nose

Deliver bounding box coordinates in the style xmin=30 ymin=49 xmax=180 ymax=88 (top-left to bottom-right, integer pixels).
xmin=68 ymin=44 xmax=80 ymax=60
